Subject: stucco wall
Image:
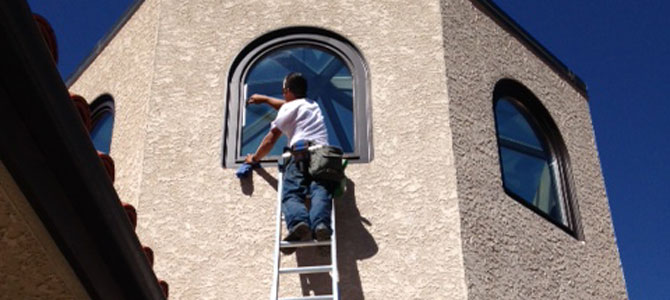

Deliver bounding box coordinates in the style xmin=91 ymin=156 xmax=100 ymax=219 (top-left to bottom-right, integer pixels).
xmin=0 ymin=161 xmax=88 ymax=299
xmin=440 ymin=0 xmax=626 ymax=299
xmin=70 ymin=0 xmax=161 ymax=208
xmin=71 ymin=0 xmax=467 ymax=299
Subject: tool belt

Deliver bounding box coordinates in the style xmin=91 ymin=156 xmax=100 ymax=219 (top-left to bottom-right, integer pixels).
xmin=283 ymin=140 xmax=312 ymax=173
xmin=284 ymin=140 xmax=344 ymax=182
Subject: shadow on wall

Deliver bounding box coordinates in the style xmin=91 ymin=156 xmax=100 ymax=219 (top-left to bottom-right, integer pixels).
xmin=295 ymin=179 xmax=378 ymax=299
xmin=239 ymin=166 xmax=279 ymax=195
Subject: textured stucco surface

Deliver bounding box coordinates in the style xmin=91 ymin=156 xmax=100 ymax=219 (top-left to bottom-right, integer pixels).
xmin=440 ymin=0 xmax=627 ymax=299
xmin=0 ymin=161 xmax=88 ymax=299
xmin=71 ymin=0 xmax=467 ymax=299
xmin=70 ymin=0 xmax=161 ymax=208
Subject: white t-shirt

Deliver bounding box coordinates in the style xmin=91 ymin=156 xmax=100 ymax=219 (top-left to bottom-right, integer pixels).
xmin=271 ymin=98 xmax=329 ymax=147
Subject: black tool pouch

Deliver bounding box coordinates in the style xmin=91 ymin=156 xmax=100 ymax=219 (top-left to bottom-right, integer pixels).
xmin=308 ymin=146 xmax=344 ymax=182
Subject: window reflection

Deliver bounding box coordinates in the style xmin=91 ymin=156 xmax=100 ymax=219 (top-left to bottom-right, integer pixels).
xmin=241 ymin=46 xmax=354 ymax=157
xmin=91 ymin=112 xmax=114 ymax=154
xmin=495 ymin=97 xmax=565 ymax=225
xmin=89 ymin=94 xmax=115 ymax=154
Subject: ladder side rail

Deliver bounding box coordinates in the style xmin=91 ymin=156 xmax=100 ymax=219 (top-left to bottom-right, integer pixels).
xmin=270 ymin=168 xmax=284 ymax=300
xmin=330 ymin=199 xmax=339 ymax=300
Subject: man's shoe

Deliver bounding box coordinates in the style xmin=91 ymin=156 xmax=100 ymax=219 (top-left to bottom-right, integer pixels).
xmin=314 ymin=223 xmax=331 ymax=257
xmin=314 ymin=223 xmax=331 ymax=241
xmin=281 ymin=222 xmax=310 ymax=255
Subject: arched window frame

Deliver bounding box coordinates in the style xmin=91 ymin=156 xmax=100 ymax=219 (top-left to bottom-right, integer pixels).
xmin=223 ymin=27 xmax=371 ymax=168
xmin=89 ymin=93 xmax=115 ymax=154
xmin=493 ymin=79 xmax=582 ymax=239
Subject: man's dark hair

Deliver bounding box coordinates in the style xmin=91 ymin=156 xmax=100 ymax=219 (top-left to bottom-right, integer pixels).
xmin=284 ymin=72 xmax=307 ymax=98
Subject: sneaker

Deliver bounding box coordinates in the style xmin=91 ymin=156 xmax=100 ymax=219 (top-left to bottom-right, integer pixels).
xmin=314 ymin=223 xmax=331 ymax=257
xmin=281 ymin=222 xmax=310 ymax=255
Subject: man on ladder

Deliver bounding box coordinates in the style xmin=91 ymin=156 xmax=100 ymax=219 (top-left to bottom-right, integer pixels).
xmin=245 ymin=72 xmax=340 ymax=254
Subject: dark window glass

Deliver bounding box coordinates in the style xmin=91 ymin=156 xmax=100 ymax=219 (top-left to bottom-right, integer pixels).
xmin=241 ymin=46 xmax=353 ymax=157
xmin=90 ymin=112 xmax=114 ymax=154
xmin=89 ymin=94 xmax=115 ymax=154
xmin=495 ymin=97 xmax=565 ymax=226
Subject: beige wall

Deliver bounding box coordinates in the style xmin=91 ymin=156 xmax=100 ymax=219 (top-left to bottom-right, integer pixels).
xmin=0 ymin=161 xmax=88 ymax=299
xmin=71 ymin=0 xmax=467 ymax=299
xmin=70 ymin=0 xmax=161 ymax=208
xmin=440 ymin=0 xmax=626 ymax=299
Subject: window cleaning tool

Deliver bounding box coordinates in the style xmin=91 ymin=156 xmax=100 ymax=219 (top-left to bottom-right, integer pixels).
xmin=270 ymin=149 xmax=346 ymax=300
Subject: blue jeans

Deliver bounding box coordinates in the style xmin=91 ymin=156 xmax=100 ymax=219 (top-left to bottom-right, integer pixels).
xmin=281 ymin=156 xmax=337 ymax=233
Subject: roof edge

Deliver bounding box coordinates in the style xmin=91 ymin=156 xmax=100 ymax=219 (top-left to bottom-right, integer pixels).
xmin=65 ymin=0 xmax=144 ymax=87
xmin=472 ymin=0 xmax=588 ymax=98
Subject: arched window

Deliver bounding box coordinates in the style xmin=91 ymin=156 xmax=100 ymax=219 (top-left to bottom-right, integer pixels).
xmin=493 ymin=79 xmax=580 ymax=236
xmin=90 ymin=94 xmax=115 ymax=154
xmin=224 ymin=27 xmax=371 ymax=167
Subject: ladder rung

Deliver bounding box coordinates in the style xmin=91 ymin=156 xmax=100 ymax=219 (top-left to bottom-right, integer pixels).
xmin=280 ymin=240 xmax=331 ymax=248
xmin=279 ymin=265 xmax=332 ymax=275
xmin=279 ymin=295 xmax=333 ymax=300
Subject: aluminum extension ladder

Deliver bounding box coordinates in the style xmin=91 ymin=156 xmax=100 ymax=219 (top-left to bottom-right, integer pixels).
xmin=270 ymin=151 xmax=339 ymax=300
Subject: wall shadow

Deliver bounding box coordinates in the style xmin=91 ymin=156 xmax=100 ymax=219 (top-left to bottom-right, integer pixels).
xmin=239 ymin=175 xmax=254 ymax=195
xmin=294 ymin=179 xmax=377 ymax=299
xmin=254 ymin=167 xmax=278 ymax=191
xmin=238 ymin=166 xmax=279 ymax=196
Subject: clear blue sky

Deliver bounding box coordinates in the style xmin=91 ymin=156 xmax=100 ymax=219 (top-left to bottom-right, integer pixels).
xmin=27 ymin=1 xmax=669 ymax=299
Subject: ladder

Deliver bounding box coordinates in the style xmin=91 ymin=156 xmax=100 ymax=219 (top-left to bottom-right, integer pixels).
xmin=270 ymin=153 xmax=339 ymax=300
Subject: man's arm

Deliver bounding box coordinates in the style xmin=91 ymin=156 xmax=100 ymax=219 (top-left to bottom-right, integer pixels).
xmin=248 ymin=94 xmax=285 ymax=110
xmin=245 ymin=127 xmax=282 ymax=163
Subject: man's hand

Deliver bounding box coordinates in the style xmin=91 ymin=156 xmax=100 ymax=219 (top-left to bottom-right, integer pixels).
xmin=247 ymin=94 xmax=267 ymax=105
xmin=248 ymin=94 xmax=285 ymax=110
xmin=245 ymin=154 xmax=258 ymax=164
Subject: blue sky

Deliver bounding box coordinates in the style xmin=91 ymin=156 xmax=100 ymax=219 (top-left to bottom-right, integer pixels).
xmin=27 ymin=1 xmax=669 ymax=298
xmin=27 ymin=0 xmax=135 ymax=81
